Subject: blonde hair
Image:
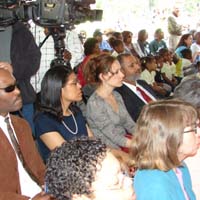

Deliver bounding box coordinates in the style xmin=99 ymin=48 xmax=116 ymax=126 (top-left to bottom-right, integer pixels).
xmin=130 ymin=100 xmax=198 ymax=171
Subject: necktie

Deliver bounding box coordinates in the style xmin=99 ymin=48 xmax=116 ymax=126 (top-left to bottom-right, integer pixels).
xmin=136 ymin=86 xmax=153 ymax=103
xmin=4 ymin=117 xmax=40 ymax=186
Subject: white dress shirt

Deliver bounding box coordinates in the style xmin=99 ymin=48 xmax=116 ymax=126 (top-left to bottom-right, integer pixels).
xmin=0 ymin=114 xmax=41 ymax=198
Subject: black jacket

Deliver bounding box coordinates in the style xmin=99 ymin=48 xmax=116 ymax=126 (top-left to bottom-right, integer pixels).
xmin=11 ymin=21 xmax=41 ymax=104
xmin=115 ymin=80 xmax=157 ymax=122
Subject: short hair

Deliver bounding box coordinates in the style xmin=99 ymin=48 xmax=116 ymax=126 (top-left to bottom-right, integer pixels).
xmin=194 ymin=31 xmax=200 ymax=40
xmin=154 ymin=28 xmax=162 ymax=35
xmin=40 ymin=66 xmax=74 ymax=120
xmin=130 ymin=99 xmax=198 ymax=171
xmin=109 ymin=39 xmax=123 ymax=49
xmin=180 ymin=48 xmax=192 ymax=59
xmin=84 ymin=38 xmax=99 ymax=56
xmin=112 ymin=31 xmax=122 ymax=40
xmin=122 ymin=30 xmax=132 ymax=42
xmin=173 ymin=77 xmax=200 ymax=109
xmin=117 ymin=53 xmax=133 ymax=68
xmin=93 ymin=29 xmax=102 ymax=37
xmin=138 ymin=29 xmax=148 ymax=41
xmin=45 ymin=137 xmax=107 ymax=200
xmin=158 ymin=48 xmax=169 ymax=57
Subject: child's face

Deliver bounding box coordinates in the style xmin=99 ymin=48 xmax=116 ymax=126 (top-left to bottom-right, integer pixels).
xmin=164 ymin=52 xmax=172 ymax=62
xmin=162 ymin=52 xmax=168 ymax=62
xmin=156 ymin=58 xmax=163 ymax=69
xmin=148 ymin=59 xmax=157 ymax=71
xmin=116 ymin=44 xmax=125 ymax=54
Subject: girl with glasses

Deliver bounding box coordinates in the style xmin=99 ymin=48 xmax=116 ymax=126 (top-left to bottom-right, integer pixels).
xmin=34 ymin=66 xmax=93 ymax=162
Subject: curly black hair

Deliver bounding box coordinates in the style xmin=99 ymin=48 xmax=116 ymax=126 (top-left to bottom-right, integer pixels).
xmin=45 ymin=137 xmax=107 ymax=200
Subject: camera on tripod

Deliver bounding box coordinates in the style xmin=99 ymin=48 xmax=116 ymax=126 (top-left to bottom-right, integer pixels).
xmin=0 ymin=0 xmax=103 ymax=68
xmin=0 ymin=0 xmax=103 ymax=28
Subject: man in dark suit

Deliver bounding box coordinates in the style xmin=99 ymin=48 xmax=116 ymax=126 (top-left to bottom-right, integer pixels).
xmin=116 ymin=53 xmax=157 ymax=122
xmin=0 ymin=66 xmax=52 ymax=200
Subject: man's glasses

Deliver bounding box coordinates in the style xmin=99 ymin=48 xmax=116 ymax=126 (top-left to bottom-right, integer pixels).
xmin=0 ymin=83 xmax=17 ymax=93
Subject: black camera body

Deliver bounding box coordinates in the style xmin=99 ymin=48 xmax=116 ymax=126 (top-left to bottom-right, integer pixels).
xmin=0 ymin=0 xmax=103 ymax=68
xmin=0 ymin=0 xmax=103 ymax=28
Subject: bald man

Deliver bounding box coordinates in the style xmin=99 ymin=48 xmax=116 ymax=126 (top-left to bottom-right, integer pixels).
xmin=0 ymin=67 xmax=52 ymax=200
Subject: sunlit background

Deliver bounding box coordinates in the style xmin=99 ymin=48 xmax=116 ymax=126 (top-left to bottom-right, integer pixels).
xmin=31 ymin=0 xmax=200 ymax=91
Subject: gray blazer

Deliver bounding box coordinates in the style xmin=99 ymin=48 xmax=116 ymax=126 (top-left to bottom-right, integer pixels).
xmin=86 ymin=91 xmax=135 ymax=148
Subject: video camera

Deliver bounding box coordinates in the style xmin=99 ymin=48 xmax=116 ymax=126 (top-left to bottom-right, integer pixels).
xmin=0 ymin=0 xmax=103 ymax=28
xmin=0 ymin=0 xmax=103 ymax=68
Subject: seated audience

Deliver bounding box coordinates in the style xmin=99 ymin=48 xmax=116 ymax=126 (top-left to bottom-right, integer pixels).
xmin=93 ymin=29 xmax=113 ymax=52
xmin=77 ymin=37 xmax=101 ymax=87
xmin=140 ymin=56 xmax=168 ymax=97
xmin=149 ymin=28 xmax=167 ymax=55
xmin=175 ymin=48 xmax=192 ymax=82
xmin=110 ymin=39 xmax=126 ymax=57
xmin=191 ymin=31 xmax=200 ymax=63
xmin=116 ymin=53 xmax=157 ymax=122
xmin=154 ymin=55 xmax=172 ymax=94
xmin=86 ymin=54 xmax=135 ymax=149
xmin=173 ymin=76 xmax=200 ymax=200
xmin=112 ymin=31 xmax=123 ymax=40
xmin=45 ymin=137 xmax=136 ymax=200
xmin=131 ymin=100 xmax=199 ymax=200
xmin=159 ymin=48 xmax=178 ymax=90
xmin=175 ymin=33 xmax=193 ymax=58
xmin=0 ymin=66 xmax=51 ymax=200
xmin=173 ymin=76 xmax=200 ymax=111
xmin=35 ymin=66 xmax=93 ymax=162
xmin=133 ymin=29 xmax=150 ymax=58
xmin=122 ymin=31 xmax=139 ymax=58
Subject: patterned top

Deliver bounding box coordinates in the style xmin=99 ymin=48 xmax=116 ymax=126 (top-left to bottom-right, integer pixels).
xmin=86 ymin=91 xmax=135 ymax=148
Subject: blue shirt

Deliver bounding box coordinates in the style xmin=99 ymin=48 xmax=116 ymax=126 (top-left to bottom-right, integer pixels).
xmin=175 ymin=46 xmax=187 ymax=58
xmin=35 ymin=110 xmax=88 ymax=162
xmin=99 ymin=40 xmax=113 ymax=51
xmin=133 ymin=163 xmax=196 ymax=200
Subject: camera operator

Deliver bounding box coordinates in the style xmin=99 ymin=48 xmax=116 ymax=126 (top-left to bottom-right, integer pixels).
xmin=0 ymin=6 xmax=41 ymax=136
xmin=65 ymin=29 xmax=84 ymax=69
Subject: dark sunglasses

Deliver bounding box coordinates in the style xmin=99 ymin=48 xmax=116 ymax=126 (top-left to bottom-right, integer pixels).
xmin=0 ymin=83 xmax=18 ymax=93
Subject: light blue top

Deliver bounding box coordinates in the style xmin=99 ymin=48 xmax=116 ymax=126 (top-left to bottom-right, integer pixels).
xmin=99 ymin=40 xmax=113 ymax=51
xmin=133 ymin=163 xmax=196 ymax=200
xmin=175 ymin=46 xmax=187 ymax=58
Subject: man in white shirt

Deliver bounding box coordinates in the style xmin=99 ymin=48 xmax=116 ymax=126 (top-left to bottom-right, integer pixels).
xmin=65 ymin=30 xmax=84 ymax=68
xmin=191 ymin=32 xmax=200 ymax=62
xmin=116 ymin=53 xmax=157 ymax=121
